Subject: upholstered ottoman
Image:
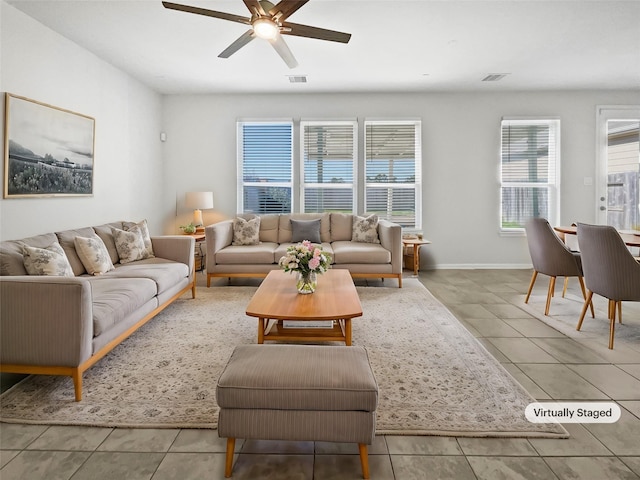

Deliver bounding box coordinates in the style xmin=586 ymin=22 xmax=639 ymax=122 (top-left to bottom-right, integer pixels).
xmin=217 ymin=344 xmax=378 ymax=478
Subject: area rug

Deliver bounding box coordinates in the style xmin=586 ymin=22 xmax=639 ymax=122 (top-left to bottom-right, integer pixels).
xmin=1 ymin=278 xmax=567 ymax=438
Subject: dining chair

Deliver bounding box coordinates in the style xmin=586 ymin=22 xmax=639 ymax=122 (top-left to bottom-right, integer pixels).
xmin=524 ymin=218 xmax=592 ymax=316
xmin=576 ymin=222 xmax=640 ymax=349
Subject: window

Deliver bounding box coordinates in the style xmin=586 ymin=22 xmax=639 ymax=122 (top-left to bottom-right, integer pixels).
xmin=238 ymin=121 xmax=293 ymax=214
xmin=300 ymin=121 xmax=357 ymax=213
xmin=500 ymin=118 xmax=560 ymax=232
xmin=364 ymin=120 xmax=422 ymax=229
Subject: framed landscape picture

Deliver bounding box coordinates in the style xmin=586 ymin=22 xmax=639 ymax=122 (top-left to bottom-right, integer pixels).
xmin=3 ymin=93 xmax=95 ymax=198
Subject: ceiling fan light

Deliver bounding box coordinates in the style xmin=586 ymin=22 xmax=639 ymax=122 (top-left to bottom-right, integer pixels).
xmin=253 ymin=18 xmax=278 ymax=40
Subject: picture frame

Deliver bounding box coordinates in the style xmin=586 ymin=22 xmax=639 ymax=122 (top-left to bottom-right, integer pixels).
xmin=3 ymin=93 xmax=95 ymax=198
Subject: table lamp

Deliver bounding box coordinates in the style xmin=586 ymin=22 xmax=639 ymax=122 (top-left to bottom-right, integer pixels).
xmin=185 ymin=191 xmax=214 ymax=232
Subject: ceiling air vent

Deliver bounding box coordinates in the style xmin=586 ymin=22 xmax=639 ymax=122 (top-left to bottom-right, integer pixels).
xmin=288 ymin=75 xmax=308 ymax=83
xmin=482 ymin=73 xmax=509 ymax=82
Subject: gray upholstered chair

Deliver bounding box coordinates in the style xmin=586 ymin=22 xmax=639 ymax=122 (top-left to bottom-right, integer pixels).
xmin=524 ymin=218 xmax=592 ymax=316
xmin=576 ymin=223 xmax=640 ymax=349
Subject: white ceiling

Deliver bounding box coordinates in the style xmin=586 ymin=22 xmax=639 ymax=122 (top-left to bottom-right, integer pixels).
xmin=7 ymin=0 xmax=640 ymax=94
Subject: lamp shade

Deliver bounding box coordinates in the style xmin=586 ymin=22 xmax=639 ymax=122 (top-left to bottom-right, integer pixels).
xmin=185 ymin=191 xmax=214 ymax=210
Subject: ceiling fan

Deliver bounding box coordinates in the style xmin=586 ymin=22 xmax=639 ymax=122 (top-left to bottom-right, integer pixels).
xmin=162 ymin=0 xmax=352 ymax=69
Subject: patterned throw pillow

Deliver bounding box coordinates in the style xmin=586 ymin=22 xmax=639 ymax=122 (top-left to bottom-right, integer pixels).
xmin=232 ymin=217 xmax=261 ymax=246
xmin=22 ymin=242 xmax=74 ymax=277
xmin=112 ymin=226 xmax=148 ymax=264
xmin=74 ymin=236 xmax=115 ymax=275
xmin=352 ymin=214 xmax=381 ymax=243
xmin=123 ymin=219 xmax=154 ymax=258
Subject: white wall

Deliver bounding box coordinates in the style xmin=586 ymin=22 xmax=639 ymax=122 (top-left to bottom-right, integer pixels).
xmin=163 ymin=90 xmax=639 ymax=268
xmin=0 ymin=2 xmax=164 ymax=240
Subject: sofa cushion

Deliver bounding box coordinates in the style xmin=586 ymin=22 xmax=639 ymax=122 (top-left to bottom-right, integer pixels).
xmin=22 ymin=242 xmax=74 ymax=277
xmin=216 ymin=243 xmax=278 ymax=265
xmin=112 ymin=226 xmax=149 ymax=264
xmin=74 ymin=235 xmax=115 ymax=275
xmin=89 ymin=277 xmax=158 ymax=337
xmin=106 ymin=258 xmax=190 ymax=294
xmin=56 ymin=227 xmax=100 ymax=276
xmin=290 ymin=218 xmax=322 ymax=243
xmin=278 ymin=213 xmax=330 ymax=244
xmin=92 ymin=222 xmax=123 ymax=264
xmin=0 ymin=233 xmax=59 ymax=276
xmin=257 ymin=214 xmax=280 ymax=243
xmin=352 ymin=214 xmax=380 ymax=244
xmin=232 ymin=217 xmax=261 ymax=246
xmin=123 ymin=219 xmax=155 ymax=258
xmin=331 ymin=241 xmax=391 ymax=264
xmin=275 ymin=243 xmax=335 ymax=265
xmin=330 ymin=213 xmax=353 ymax=242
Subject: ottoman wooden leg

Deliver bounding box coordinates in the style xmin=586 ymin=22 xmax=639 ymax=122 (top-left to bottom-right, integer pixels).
xmin=225 ymin=437 xmax=235 ymax=478
xmin=358 ymin=443 xmax=370 ymax=479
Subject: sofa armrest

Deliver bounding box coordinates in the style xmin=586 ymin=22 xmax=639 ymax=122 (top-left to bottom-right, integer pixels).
xmin=151 ymin=236 xmax=195 ymax=272
xmin=377 ymin=219 xmax=403 ymax=274
xmin=0 ymin=276 xmax=93 ymax=367
xmin=205 ymin=220 xmax=234 ymax=271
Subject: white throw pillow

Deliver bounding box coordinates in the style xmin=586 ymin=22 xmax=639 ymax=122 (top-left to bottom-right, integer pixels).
xmin=74 ymin=236 xmax=115 ymax=275
xmin=22 ymin=242 xmax=74 ymax=277
xmin=123 ymin=219 xmax=154 ymax=258
xmin=352 ymin=214 xmax=381 ymax=243
xmin=232 ymin=217 xmax=261 ymax=246
xmin=112 ymin=226 xmax=148 ymax=264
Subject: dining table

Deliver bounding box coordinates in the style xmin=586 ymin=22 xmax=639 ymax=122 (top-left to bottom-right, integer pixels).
xmin=554 ymin=225 xmax=640 ymax=248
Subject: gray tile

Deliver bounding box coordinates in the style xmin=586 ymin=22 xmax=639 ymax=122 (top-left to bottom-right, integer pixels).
xmin=467 ymin=456 xmax=558 ymax=480
xmin=385 ymin=435 xmax=462 ymax=455
xmin=501 ymin=363 xmax=552 ymax=400
xmin=619 ymin=401 xmax=640 ymax=419
xmin=618 ymin=364 xmax=640 ymax=381
xmin=71 ymin=452 xmax=163 ymax=480
xmin=503 ymin=318 xmax=567 ymax=338
xmin=449 ymin=304 xmax=500 ymax=320
xmin=0 ymin=450 xmax=20 ymax=468
xmin=517 ymin=364 xmax=609 ymax=400
xmin=314 ymin=453 xmax=394 ymax=480
xmin=567 ymin=364 xmax=640 ymax=400
xmin=585 ymin=407 xmax=640 ymax=456
xmin=0 ymin=424 xmax=49 ymax=449
xmin=486 ymin=338 xmax=560 ymax=363
xmin=621 ymin=457 xmax=640 ymax=476
xmin=476 ymin=338 xmax=511 ymax=362
xmin=152 ymin=452 xmax=227 ymax=480
xmin=315 ymin=436 xmax=388 ymax=455
xmin=457 ymin=437 xmax=538 ymax=456
xmin=0 ymin=450 xmax=90 ymax=480
xmin=97 ymin=428 xmax=179 ymax=452
xmin=531 ymin=338 xmax=610 ymax=364
xmin=529 ymin=423 xmax=612 ymax=456
xmin=390 ymin=455 xmax=476 ymax=480
xmin=464 ymin=318 xmax=524 ymax=337
xmin=27 ymin=426 xmax=112 ymax=451
xmin=544 ymin=456 xmax=639 ymax=480
xmin=169 ymin=429 xmax=236 ymax=453
xmin=484 ymin=304 xmax=532 ymax=319
xmin=241 ymin=439 xmax=314 ymax=454
xmin=229 ymin=453 xmax=314 ymax=479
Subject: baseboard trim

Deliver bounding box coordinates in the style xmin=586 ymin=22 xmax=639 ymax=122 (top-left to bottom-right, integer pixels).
xmin=422 ymin=263 xmax=533 ymax=270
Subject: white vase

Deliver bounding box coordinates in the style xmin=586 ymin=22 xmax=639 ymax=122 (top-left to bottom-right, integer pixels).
xmin=296 ymin=271 xmax=317 ymax=294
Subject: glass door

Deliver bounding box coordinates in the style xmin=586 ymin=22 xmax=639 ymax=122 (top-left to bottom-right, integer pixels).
xmin=596 ymin=106 xmax=640 ymax=231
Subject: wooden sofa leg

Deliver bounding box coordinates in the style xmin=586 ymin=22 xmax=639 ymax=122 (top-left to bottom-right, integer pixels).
xmin=358 ymin=443 xmax=370 ymax=479
xmin=397 ymin=274 xmax=402 ymax=288
xmin=225 ymin=437 xmax=235 ymax=478
xmin=72 ymin=369 xmax=83 ymax=402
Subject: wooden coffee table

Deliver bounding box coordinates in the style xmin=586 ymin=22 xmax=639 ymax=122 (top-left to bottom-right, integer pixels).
xmin=246 ymin=269 xmax=363 ymax=346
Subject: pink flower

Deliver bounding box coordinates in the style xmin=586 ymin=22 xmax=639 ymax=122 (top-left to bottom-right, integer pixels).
xmin=309 ymin=257 xmax=320 ymax=270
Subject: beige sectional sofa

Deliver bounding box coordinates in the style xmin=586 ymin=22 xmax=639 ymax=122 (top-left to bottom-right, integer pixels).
xmin=205 ymin=213 xmax=403 ymax=287
xmin=0 ymin=221 xmax=195 ymax=401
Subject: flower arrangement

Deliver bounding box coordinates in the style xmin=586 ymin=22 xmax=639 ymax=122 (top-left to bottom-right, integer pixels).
xmin=278 ymin=240 xmax=331 ymax=293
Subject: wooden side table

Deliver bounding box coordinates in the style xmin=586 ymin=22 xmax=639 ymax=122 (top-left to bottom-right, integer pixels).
xmin=402 ymin=238 xmax=431 ymax=276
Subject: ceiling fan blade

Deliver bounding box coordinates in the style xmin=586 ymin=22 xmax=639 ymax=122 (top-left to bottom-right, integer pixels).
xmin=243 ymin=0 xmax=266 ymax=17
xmin=281 ymin=22 xmax=351 ymax=43
xmin=218 ymin=29 xmax=256 ymax=58
xmin=269 ymin=34 xmax=298 ymax=69
xmin=269 ymin=0 xmax=309 ymax=21
xmin=162 ymin=2 xmax=251 ymax=25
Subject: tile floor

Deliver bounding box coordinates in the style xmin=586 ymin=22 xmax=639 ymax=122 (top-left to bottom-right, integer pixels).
xmin=1 ymin=269 xmax=639 ymax=479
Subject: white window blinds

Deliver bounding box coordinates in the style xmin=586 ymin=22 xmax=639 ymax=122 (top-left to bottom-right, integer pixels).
xmin=364 ymin=120 xmax=422 ymax=229
xmin=500 ymin=119 xmax=560 ymax=231
xmin=301 ymin=121 xmax=357 ymax=213
xmin=238 ymin=121 xmax=293 ymax=214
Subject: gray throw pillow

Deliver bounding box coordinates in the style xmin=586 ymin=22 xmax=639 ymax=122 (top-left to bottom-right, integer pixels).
xmin=290 ymin=218 xmax=322 ymax=243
